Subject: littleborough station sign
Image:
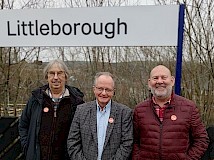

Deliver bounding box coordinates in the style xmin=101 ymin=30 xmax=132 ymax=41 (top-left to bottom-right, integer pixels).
xmin=0 ymin=5 xmax=179 ymax=47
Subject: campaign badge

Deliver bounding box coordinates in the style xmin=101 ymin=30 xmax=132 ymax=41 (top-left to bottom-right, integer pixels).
xmin=43 ymin=107 xmax=49 ymax=112
xmin=108 ymin=117 xmax=114 ymax=123
xmin=171 ymin=115 xmax=177 ymax=121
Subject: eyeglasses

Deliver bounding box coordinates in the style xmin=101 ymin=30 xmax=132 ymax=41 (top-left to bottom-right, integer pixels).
xmin=48 ymin=71 xmax=65 ymax=78
xmin=94 ymin=86 xmax=114 ymax=94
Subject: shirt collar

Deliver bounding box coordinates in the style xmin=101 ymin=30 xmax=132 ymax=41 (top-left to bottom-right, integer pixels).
xmin=152 ymin=96 xmax=171 ymax=106
xmin=96 ymin=100 xmax=111 ymax=112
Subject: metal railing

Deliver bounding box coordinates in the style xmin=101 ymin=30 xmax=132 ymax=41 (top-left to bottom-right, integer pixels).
xmin=0 ymin=104 xmax=25 ymax=117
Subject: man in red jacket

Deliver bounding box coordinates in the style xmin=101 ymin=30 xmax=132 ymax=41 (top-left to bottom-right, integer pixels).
xmin=132 ymin=65 xmax=209 ymax=160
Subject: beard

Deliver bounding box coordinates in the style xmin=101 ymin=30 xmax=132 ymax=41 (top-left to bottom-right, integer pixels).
xmin=150 ymin=85 xmax=172 ymax=100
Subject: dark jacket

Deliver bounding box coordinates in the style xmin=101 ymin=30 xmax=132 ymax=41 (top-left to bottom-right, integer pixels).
xmin=132 ymin=93 xmax=209 ymax=160
xmin=201 ymin=126 xmax=214 ymax=160
xmin=18 ymin=84 xmax=84 ymax=160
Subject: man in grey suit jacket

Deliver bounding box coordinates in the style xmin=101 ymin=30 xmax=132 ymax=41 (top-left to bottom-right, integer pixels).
xmin=67 ymin=72 xmax=133 ymax=160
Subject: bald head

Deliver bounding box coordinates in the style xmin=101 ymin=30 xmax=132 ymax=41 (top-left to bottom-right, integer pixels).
xmin=150 ymin=65 xmax=172 ymax=78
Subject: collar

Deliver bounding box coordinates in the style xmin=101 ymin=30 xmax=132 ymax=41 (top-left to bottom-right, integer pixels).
xmin=46 ymin=87 xmax=69 ymax=102
xmin=152 ymin=95 xmax=171 ymax=106
xmin=96 ymin=100 xmax=111 ymax=112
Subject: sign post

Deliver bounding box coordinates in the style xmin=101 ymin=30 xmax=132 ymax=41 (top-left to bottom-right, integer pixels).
xmin=175 ymin=4 xmax=185 ymax=95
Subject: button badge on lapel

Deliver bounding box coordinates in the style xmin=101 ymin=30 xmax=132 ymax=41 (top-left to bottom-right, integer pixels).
xmin=171 ymin=115 xmax=177 ymax=121
xmin=108 ymin=117 xmax=114 ymax=123
xmin=43 ymin=107 xmax=49 ymax=112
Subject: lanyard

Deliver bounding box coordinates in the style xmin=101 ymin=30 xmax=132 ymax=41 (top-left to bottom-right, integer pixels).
xmin=48 ymin=88 xmax=66 ymax=117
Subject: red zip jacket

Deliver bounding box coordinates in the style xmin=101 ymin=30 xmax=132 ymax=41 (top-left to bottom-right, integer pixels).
xmin=132 ymin=93 xmax=209 ymax=160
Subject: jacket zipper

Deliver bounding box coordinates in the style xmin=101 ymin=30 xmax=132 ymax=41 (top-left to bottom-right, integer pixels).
xmin=48 ymin=101 xmax=59 ymax=159
xmin=54 ymin=107 xmax=57 ymax=117
xmin=159 ymin=123 xmax=163 ymax=160
xmin=48 ymin=112 xmax=57 ymax=160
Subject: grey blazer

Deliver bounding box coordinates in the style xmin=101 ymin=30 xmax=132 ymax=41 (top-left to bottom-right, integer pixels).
xmin=67 ymin=100 xmax=133 ymax=160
